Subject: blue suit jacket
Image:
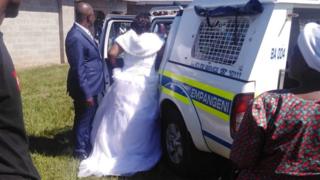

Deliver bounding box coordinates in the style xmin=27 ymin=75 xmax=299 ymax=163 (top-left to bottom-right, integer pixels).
xmin=66 ymin=24 xmax=106 ymax=100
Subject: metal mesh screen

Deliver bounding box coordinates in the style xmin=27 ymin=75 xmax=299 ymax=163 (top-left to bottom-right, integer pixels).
xmin=193 ymin=17 xmax=250 ymax=65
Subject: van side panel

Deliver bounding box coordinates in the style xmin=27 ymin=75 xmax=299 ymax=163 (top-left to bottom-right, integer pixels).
xmin=232 ymin=4 xmax=275 ymax=83
xmin=159 ymin=79 xmax=210 ymax=152
xmin=200 ymin=80 xmax=255 ymax=158
xmin=250 ymin=5 xmax=292 ymax=95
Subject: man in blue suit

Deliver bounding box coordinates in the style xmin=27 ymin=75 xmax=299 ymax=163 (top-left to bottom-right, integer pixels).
xmin=65 ymin=1 xmax=107 ymax=160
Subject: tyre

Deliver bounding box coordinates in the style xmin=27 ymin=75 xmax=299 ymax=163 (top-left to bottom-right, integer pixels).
xmin=161 ymin=105 xmax=213 ymax=177
xmin=161 ymin=104 xmax=239 ymax=179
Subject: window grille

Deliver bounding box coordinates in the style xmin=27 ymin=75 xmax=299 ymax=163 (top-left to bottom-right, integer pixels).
xmin=193 ymin=17 xmax=250 ymax=65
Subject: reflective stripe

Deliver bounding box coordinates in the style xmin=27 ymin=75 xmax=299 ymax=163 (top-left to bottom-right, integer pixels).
xmin=193 ymin=100 xmax=229 ymax=122
xmin=161 ymin=86 xmax=190 ymax=105
xmin=160 ymin=70 xmax=234 ymax=148
xmin=162 ymin=70 xmax=234 ymax=100
xmin=203 ymin=130 xmax=231 ymax=148
xmin=160 ymin=71 xmax=235 ymax=122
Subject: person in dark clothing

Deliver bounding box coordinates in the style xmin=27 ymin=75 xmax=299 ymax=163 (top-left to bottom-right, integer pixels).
xmin=65 ymin=2 xmax=108 ymax=160
xmin=93 ymin=11 xmax=105 ymax=40
xmin=0 ymin=0 xmax=40 ymax=179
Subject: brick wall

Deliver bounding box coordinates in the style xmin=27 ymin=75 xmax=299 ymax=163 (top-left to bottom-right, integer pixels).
xmin=1 ymin=0 xmax=62 ymax=69
xmin=61 ymin=0 xmax=75 ymax=64
xmin=106 ymin=0 xmax=127 ymax=14
xmin=80 ymin=0 xmax=127 ymax=15
xmin=127 ymin=4 xmax=154 ymax=15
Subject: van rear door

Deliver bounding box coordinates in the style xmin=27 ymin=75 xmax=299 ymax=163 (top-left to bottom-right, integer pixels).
xmin=100 ymin=14 xmax=176 ymax=83
xmin=283 ymin=8 xmax=320 ymax=89
xmin=99 ymin=15 xmax=134 ymax=84
xmin=99 ymin=15 xmax=134 ymax=60
xmin=100 ymin=15 xmax=176 ymax=60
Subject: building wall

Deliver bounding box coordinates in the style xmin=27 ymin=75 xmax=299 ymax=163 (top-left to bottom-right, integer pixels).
xmin=91 ymin=0 xmax=109 ymax=14
xmin=127 ymin=3 xmax=154 ymax=15
xmin=2 ymin=0 xmax=63 ymax=69
xmin=106 ymin=0 xmax=127 ymax=14
xmin=80 ymin=0 xmax=127 ymax=15
xmin=61 ymin=0 xmax=75 ymax=64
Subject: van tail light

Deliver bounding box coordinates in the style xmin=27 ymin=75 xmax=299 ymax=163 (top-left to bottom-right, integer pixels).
xmin=230 ymin=93 xmax=254 ymax=139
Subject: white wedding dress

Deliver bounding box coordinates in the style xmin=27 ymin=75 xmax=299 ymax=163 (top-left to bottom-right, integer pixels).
xmin=78 ymin=30 xmax=164 ymax=177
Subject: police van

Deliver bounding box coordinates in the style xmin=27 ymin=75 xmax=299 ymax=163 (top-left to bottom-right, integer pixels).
xmin=158 ymin=0 xmax=320 ymax=175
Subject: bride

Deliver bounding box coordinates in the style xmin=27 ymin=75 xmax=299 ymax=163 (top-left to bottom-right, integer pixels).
xmin=78 ymin=13 xmax=164 ymax=177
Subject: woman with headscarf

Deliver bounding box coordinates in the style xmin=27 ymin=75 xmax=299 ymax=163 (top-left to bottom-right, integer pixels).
xmin=230 ymin=22 xmax=320 ymax=179
xmin=78 ymin=13 xmax=164 ymax=177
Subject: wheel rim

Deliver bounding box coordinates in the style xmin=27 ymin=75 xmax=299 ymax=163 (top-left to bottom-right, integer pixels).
xmin=166 ymin=123 xmax=183 ymax=164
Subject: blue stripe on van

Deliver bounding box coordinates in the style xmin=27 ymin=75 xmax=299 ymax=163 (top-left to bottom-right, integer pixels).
xmin=161 ymin=75 xmax=188 ymax=97
xmin=203 ymin=130 xmax=232 ymax=149
xmin=161 ymin=75 xmax=232 ymax=116
xmin=161 ymin=75 xmax=172 ymax=85
xmin=183 ymin=84 xmax=232 ymax=115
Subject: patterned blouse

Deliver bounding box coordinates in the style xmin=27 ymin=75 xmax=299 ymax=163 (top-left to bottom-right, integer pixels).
xmin=230 ymin=90 xmax=320 ymax=180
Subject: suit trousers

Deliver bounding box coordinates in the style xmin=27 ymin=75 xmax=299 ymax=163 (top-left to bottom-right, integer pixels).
xmin=73 ymin=96 xmax=98 ymax=155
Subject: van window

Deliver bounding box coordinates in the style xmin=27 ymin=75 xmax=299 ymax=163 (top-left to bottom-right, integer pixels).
xmin=192 ymin=17 xmax=250 ymax=66
xmin=107 ymin=21 xmax=131 ymax=52
xmin=284 ymin=8 xmax=320 ymax=89
xmin=153 ymin=22 xmax=172 ymax=40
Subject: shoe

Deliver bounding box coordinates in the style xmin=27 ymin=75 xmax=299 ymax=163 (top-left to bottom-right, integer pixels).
xmin=73 ymin=152 xmax=88 ymax=161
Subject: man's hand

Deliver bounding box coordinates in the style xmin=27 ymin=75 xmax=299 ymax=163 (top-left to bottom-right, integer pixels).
xmin=86 ymin=97 xmax=95 ymax=107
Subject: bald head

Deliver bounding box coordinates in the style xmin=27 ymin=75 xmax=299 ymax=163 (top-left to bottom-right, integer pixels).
xmin=75 ymin=2 xmax=94 ymax=24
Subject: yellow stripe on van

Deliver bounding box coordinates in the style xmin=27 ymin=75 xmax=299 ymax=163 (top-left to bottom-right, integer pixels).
xmin=193 ymin=100 xmax=229 ymax=122
xmin=162 ymin=70 xmax=235 ymax=100
xmin=161 ymin=86 xmax=190 ymax=105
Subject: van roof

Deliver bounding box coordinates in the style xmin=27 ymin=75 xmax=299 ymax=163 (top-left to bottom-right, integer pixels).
xmin=190 ymin=0 xmax=320 ymax=7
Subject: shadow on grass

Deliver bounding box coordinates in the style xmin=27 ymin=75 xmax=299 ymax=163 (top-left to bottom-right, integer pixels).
xmin=28 ymin=127 xmax=231 ymax=180
xmin=29 ymin=127 xmax=74 ymax=156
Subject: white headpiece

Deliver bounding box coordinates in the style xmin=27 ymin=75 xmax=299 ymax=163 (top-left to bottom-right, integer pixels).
xmin=297 ymin=22 xmax=320 ymax=72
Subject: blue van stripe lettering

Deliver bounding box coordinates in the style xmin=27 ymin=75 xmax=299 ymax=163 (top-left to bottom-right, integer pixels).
xmin=161 ymin=75 xmax=232 ymax=115
xmin=188 ymin=86 xmax=231 ymax=115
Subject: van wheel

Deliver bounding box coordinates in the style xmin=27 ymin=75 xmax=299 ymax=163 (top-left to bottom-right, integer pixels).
xmin=161 ymin=106 xmax=205 ymax=176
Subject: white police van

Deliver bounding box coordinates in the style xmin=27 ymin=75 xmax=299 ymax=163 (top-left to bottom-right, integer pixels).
xmin=158 ymin=0 xmax=320 ymax=175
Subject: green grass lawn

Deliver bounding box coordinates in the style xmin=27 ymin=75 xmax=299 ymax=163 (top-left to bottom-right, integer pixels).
xmin=18 ymin=65 xmax=189 ymax=180
xmin=20 ymin=65 xmax=80 ymax=180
